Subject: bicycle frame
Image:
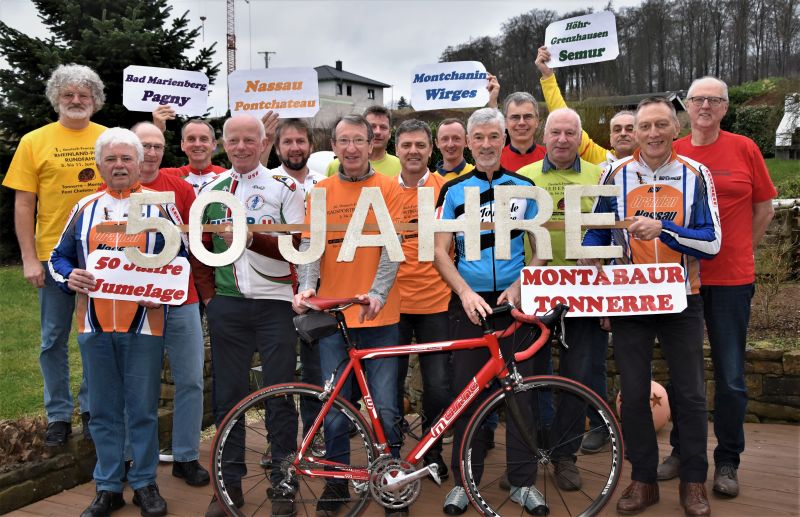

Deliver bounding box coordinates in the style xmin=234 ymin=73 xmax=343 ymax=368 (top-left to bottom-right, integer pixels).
xmin=291 ymin=313 xmax=537 ymax=483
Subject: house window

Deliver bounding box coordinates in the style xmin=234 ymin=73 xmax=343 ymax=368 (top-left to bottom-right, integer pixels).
xmin=367 ymin=88 xmax=375 ymax=100
xmin=346 ymin=85 xmax=352 ymax=96
xmin=336 ymin=83 xmax=342 ymax=95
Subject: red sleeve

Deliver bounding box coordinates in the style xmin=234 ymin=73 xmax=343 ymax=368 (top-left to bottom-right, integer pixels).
xmin=190 ymin=239 xmax=216 ymax=301
xmin=248 ymin=233 xmax=301 ymax=259
xmin=748 ymin=140 xmax=777 ymax=203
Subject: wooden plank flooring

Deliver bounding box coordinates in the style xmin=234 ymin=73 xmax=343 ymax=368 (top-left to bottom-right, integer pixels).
xmin=10 ymin=422 xmax=799 ymax=516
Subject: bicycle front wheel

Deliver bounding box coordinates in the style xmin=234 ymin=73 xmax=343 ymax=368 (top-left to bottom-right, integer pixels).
xmin=460 ymin=375 xmax=623 ymax=517
xmin=210 ymin=383 xmax=378 ymax=517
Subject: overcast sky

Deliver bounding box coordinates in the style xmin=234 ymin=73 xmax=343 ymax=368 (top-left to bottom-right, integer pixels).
xmin=1 ymin=0 xmax=644 ymax=116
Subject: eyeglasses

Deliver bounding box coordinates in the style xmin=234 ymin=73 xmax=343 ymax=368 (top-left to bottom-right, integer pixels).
xmin=142 ymin=143 xmax=165 ymax=152
xmin=686 ymin=96 xmax=727 ymax=107
xmin=334 ymin=137 xmax=369 ymax=147
xmin=508 ymin=113 xmax=536 ymax=123
xmin=60 ymin=92 xmax=92 ymax=102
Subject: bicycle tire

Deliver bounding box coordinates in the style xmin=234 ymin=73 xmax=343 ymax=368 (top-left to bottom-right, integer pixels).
xmin=210 ymin=383 xmax=378 ymax=517
xmin=460 ymin=375 xmax=623 ymax=517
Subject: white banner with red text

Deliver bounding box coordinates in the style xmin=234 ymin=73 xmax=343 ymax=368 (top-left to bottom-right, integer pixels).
xmin=86 ymin=249 xmax=190 ymax=305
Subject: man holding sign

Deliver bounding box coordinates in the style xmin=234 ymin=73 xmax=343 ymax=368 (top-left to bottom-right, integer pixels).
xmin=49 ymin=127 xmax=185 ymax=517
xmin=581 ymin=98 xmax=721 ymax=517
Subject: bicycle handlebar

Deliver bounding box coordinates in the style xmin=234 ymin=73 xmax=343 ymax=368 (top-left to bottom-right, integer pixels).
xmin=499 ymin=304 xmax=570 ymax=362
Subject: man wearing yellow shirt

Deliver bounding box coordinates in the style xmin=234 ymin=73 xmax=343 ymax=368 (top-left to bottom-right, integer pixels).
xmin=326 ymin=105 xmax=401 ymax=177
xmin=535 ymin=46 xmax=636 ymax=166
xmin=2 ymin=64 xmax=106 ymax=446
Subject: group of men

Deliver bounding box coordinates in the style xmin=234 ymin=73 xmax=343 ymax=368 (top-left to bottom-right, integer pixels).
xmin=4 ymin=47 xmax=776 ymax=517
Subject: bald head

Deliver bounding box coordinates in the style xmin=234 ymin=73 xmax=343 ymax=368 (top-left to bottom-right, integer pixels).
xmin=223 ymin=115 xmax=267 ymax=173
xmin=544 ymin=108 xmax=582 ymax=170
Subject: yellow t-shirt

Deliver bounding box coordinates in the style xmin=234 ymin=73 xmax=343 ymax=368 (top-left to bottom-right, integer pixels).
xmin=325 ymin=152 xmax=402 ymax=177
xmin=3 ymin=121 xmax=106 ymax=260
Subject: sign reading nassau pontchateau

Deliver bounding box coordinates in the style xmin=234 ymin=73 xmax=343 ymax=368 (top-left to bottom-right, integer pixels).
xmin=520 ymin=265 xmax=688 ymax=317
xmin=123 ymin=65 xmax=209 ymax=116
xmin=228 ymin=67 xmax=320 ymax=118
xmin=544 ymin=11 xmax=619 ymax=68
xmin=410 ymin=61 xmax=490 ymax=111
xmin=86 ymin=250 xmax=190 ymax=305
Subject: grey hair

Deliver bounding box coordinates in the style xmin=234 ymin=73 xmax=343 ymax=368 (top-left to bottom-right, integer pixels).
xmin=545 ymin=107 xmax=582 ymax=134
xmin=45 ymin=64 xmax=105 ymax=114
xmin=503 ymin=91 xmax=539 ymax=115
xmin=223 ymin=114 xmax=266 ymax=141
xmin=636 ymin=97 xmax=680 ymax=127
xmin=331 ymin=114 xmax=374 ymax=142
xmin=182 ymin=119 xmax=216 ymax=140
xmin=609 ymin=110 xmax=636 ymax=127
xmin=95 ymin=127 xmax=144 ymax=163
xmin=687 ymin=76 xmax=729 ymax=101
xmin=467 ymin=107 xmax=506 ymax=135
xmin=395 ymin=119 xmax=432 ymax=145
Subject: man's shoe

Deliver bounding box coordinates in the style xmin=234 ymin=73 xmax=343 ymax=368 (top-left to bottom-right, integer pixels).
xmin=205 ymin=486 xmax=244 ymax=517
xmin=424 ymin=454 xmax=449 ymax=482
xmin=443 ymin=486 xmax=469 ymax=515
xmin=81 ymin=412 xmax=92 ymax=441
xmin=315 ymin=483 xmax=350 ymax=517
xmin=554 ymin=457 xmax=581 ymax=491
xmin=579 ymin=429 xmax=609 ymax=454
xmin=80 ymin=491 xmax=125 ymax=517
xmin=509 ymin=485 xmax=549 ymax=515
xmin=713 ymin=464 xmax=739 ymax=497
xmin=616 ymin=480 xmax=659 ymax=515
xmin=132 ymin=484 xmax=167 ymax=517
xmin=173 ymin=459 xmax=210 ymax=486
xmin=679 ymin=481 xmax=711 ymax=516
xmin=44 ymin=420 xmax=71 ymax=447
xmin=385 ymin=506 xmax=409 ymax=516
xmin=268 ymin=486 xmax=296 ymax=517
xmin=158 ymin=447 xmax=174 ymax=463
xmin=657 ymin=455 xmax=680 ymax=481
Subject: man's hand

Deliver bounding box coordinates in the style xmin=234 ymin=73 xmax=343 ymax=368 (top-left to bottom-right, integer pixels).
xmin=259 ymin=110 xmax=279 ymax=166
xmin=293 ymin=289 xmax=316 ymax=314
xmin=67 ymin=268 xmax=96 ymax=294
xmin=626 ymin=216 xmax=663 ymax=241
xmin=152 ymin=105 xmax=176 ymax=132
xmin=220 ymin=225 xmax=253 ymax=248
xmin=357 ymin=293 xmax=383 ymax=323
xmin=535 ymin=46 xmax=554 ymax=78
xmin=486 ymin=74 xmax=500 ymax=108
xmin=497 ymin=280 xmax=521 ymax=308
xmin=138 ymin=300 xmax=162 ymax=309
xmin=22 ymin=259 xmax=45 ymax=288
xmin=459 ymin=289 xmax=492 ymax=326
xmin=599 ymin=317 xmax=611 ymax=332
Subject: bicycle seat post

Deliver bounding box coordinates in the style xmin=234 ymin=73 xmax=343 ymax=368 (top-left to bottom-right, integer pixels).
xmin=332 ymin=309 xmax=355 ymax=349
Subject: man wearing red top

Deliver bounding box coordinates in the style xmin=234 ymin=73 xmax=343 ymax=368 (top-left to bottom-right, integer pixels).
xmin=130 ymin=122 xmax=210 ymax=487
xmin=393 ymin=119 xmax=453 ymax=482
xmin=658 ymin=77 xmax=776 ymax=499
xmin=499 ymin=92 xmax=546 ymax=171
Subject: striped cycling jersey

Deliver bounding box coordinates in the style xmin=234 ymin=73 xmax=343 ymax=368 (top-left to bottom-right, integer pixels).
xmin=436 ymin=168 xmax=538 ymax=293
xmin=49 ymin=184 xmax=185 ymax=336
xmin=582 ymin=150 xmax=722 ymax=294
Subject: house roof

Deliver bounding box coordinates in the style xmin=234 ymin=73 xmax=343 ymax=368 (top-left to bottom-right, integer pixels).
xmin=314 ymin=65 xmax=390 ymax=88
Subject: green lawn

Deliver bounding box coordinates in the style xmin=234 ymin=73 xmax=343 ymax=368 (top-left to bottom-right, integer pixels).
xmin=0 ymin=265 xmax=83 ymax=421
xmin=766 ymin=158 xmax=800 ymax=198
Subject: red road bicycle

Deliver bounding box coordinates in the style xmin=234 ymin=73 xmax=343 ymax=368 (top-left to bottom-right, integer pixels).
xmin=210 ymin=298 xmax=623 ymax=516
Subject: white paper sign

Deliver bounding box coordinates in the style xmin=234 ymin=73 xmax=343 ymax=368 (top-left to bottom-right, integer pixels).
xmin=520 ymin=264 xmax=687 ymax=317
xmin=86 ymin=249 xmax=190 ymax=305
xmin=228 ymin=67 xmax=319 ymax=118
xmin=123 ymin=65 xmax=209 ymax=116
xmin=543 ymin=11 xmax=619 ymax=68
xmin=410 ymin=61 xmax=491 ymax=111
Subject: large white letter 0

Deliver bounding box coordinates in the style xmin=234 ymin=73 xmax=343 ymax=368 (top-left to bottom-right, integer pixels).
xmin=338 ymin=187 xmax=404 ymax=262
xmin=189 ymin=191 xmax=247 ymax=267
xmin=564 ymin=184 xmax=623 ymax=259
xmin=126 ymin=191 xmax=181 ymax=267
xmin=278 ymin=188 xmax=326 ymax=264
xmin=417 ymin=186 xmax=481 ymax=262
xmin=494 ymin=185 xmax=553 ymax=261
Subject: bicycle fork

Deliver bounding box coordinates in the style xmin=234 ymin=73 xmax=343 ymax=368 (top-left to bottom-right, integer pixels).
xmin=500 ymin=370 xmax=545 ymax=463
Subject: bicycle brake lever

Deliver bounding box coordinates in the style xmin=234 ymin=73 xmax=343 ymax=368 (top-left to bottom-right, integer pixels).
xmin=557 ymin=311 xmax=568 ymax=350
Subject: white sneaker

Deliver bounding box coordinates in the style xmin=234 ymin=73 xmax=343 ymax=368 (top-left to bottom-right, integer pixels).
xmin=158 ymin=448 xmax=174 ymax=463
xmin=442 ymin=486 xmax=469 ymax=515
xmin=510 ymin=485 xmax=549 ymax=515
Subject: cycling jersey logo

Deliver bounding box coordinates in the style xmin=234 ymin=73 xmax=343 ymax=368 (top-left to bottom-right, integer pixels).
xmin=246 ymin=194 xmax=266 ymax=210
xmin=273 ymin=175 xmax=297 ymax=192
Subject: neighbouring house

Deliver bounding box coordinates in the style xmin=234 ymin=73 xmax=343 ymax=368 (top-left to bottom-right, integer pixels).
xmin=313 ymin=60 xmax=390 ymax=130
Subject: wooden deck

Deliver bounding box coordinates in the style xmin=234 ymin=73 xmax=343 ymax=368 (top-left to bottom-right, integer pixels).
xmin=10 ymin=422 xmax=799 ymax=516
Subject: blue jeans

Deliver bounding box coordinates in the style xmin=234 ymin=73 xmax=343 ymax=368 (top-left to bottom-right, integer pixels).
xmin=40 ymin=262 xmax=88 ymax=422
xmin=319 ymin=324 xmax=400 ymax=483
xmin=669 ymin=284 xmax=754 ymax=468
xmin=164 ymin=303 xmax=205 ymax=462
xmin=300 ymin=338 xmax=322 ymax=432
xmin=79 ymin=332 xmax=164 ymax=492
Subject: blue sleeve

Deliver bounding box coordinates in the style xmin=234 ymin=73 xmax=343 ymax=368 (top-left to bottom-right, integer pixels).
xmin=581 ymin=194 xmax=614 ymax=247
xmin=659 ymin=169 xmax=721 ymax=259
xmin=48 ymin=208 xmax=80 ymax=295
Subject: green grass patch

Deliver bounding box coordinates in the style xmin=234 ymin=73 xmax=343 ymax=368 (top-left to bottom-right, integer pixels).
xmin=0 ymin=265 xmax=84 ymax=421
xmin=767 ymin=158 xmax=800 ymax=198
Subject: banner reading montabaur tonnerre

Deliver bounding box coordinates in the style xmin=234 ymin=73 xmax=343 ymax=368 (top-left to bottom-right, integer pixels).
xmin=123 ymin=65 xmax=209 ymax=116
xmin=86 ymin=249 xmax=190 ymax=305
xmin=543 ymin=11 xmax=619 ymax=68
xmin=410 ymin=61 xmax=490 ymax=111
xmin=228 ymin=67 xmax=319 ymax=118
xmin=520 ymin=264 xmax=687 ymax=317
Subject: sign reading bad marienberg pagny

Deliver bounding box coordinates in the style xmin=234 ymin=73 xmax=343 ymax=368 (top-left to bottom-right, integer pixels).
xmin=544 ymin=11 xmax=619 ymax=68
xmin=123 ymin=65 xmax=209 ymax=117
xmin=410 ymin=61 xmax=490 ymax=111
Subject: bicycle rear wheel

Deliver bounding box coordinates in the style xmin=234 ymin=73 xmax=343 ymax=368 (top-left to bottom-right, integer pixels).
xmin=210 ymin=383 xmax=378 ymax=516
xmin=460 ymin=375 xmax=623 ymax=517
